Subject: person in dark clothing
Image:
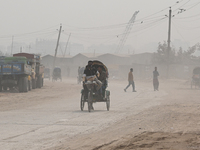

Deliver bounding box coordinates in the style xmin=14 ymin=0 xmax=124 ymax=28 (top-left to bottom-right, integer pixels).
xmin=83 ymin=61 xmax=97 ymax=78
xmin=97 ymin=65 xmax=107 ymax=98
xmin=153 ymin=67 xmax=159 ymax=91
xmin=82 ymin=61 xmax=102 ymax=110
xmin=124 ymin=68 xmax=136 ymax=92
xmin=83 ymin=61 xmax=94 ymax=97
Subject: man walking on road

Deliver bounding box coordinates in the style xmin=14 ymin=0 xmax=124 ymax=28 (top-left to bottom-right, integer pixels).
xmin=153 ymin=67 xmax=159 ymax=91
xmin=124 ymin=68 xmax=136 ymax=92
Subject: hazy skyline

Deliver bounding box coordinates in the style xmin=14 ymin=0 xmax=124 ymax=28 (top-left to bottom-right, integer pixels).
xmin=0 ymin=0 xmax=199 ymax=54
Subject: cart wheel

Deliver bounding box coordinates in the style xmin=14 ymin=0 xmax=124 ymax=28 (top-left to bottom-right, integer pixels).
xmin=106 ymin=96 xmax=110 ymax=111
xmin=80 ymin=94 xmax=85 ymax=111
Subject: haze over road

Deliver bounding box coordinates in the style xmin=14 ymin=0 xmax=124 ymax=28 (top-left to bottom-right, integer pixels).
xmin=0 ymin=78 xmax=167 ymax=150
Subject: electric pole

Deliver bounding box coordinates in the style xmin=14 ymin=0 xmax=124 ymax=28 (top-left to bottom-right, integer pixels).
xmin=63 ymin=33 xmax=71 ymax=57
xmin=167 ymin=7 xmax=172 ymax=78
xmin=53 ymin=24 xmax=62 ymax=68
xmin=11 ymin=36 xmax=14 ymax=55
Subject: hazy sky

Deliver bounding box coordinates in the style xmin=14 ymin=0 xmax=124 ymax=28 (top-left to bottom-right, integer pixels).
xmin=0 ymin=0 xmax=200 ymax=53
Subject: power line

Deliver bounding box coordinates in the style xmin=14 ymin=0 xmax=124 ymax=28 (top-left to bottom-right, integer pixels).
xmin=174 ymin=12 xmax=200 ymax=19
xmin=0 ymin=24 xmax=59 ymax=39
xmin=173 ymin=0 xmax=192 ymax=12
xmin=186 ymin=1 xmax=200 ymax=11
xmin=171 ymin=20 xmax=186 ymax=41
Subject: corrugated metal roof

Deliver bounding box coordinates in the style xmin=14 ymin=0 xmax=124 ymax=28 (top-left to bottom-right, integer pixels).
xmin=77 ymin=53 xmax=103 ymax=58
xmin=56 ymin=55 xmax=72 ymax=58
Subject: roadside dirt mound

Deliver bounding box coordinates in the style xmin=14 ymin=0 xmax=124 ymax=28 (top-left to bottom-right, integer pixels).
xmin=94 ymin=132 xmax=200 ymax=150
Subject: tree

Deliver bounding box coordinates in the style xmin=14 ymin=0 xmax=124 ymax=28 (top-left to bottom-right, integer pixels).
xmin=153 ymin=41 xmax=200 ymax=65
xmin=153 ymin=41 xmax=176 ymax=64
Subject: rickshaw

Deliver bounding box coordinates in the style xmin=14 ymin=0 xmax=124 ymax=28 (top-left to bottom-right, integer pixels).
xmin=44 ymin=68 xmax=51 ymax=80
xmin=80 ymin=60 xmax=110 ymax=112
xmin=52 ymin=67 xmax=62 ymax=82
xmin=191 ymin=67 xmax=200 ymax=89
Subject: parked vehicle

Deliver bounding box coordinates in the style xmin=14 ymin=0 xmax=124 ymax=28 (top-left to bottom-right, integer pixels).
xmin=0 ymin=56 xmax=32 ymax=92
xmin=52 ymin=67 xmax=62 ymax=81
xmin=13 ymin=53 xmax=44 ymax=89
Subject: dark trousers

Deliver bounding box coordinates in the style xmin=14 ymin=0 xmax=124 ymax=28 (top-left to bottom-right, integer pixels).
xmin=153 ymin=78 xmax=159 ymax=90
xmin=125 ymin=81 xmax=135 ymax=91
xmin=83 ymin=84 xmax=88 ymax=99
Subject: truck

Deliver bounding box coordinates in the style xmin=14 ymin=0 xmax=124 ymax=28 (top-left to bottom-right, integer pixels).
xmin=0 ymin=56 xmax=31 ymax=92
xmin=13 ymin=53 xmax=44 ymax=89
xmin=0 ymin=53 xmax=44 ymax=92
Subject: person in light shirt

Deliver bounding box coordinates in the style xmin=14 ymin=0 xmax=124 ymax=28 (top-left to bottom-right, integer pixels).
xmin=124 ymin=68 xmax=136 ymax=92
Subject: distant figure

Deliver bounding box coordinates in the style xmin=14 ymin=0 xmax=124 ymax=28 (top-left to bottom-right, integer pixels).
xmin=78 ymin=66 xmax=81 ymax=75
xmin=153 ymin=67 xmax=159 ymax=91
xmin=124 ymin=68 xmax=136 ymax=92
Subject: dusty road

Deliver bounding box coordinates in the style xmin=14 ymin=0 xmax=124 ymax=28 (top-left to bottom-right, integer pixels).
xmin=0 ymin=78 xmax=200 ymax=150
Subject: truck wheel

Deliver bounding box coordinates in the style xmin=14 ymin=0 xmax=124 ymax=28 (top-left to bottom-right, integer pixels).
xmin=3 ymin=85 xmax=7 ymax=91
xmin=37 ymin=76 xmax=42 ymax=88
xmin=23 ymin=77 xmax=28 ymax=92
xmin=18 ymin=78 xmax=23 ymax=92
xmin=9 ymin=86 xmax=14 ymax=91
xmin=32 ymin=79 xmax=36 ymax=89
xmin=28 ymin=80 xmax=32 ymax=91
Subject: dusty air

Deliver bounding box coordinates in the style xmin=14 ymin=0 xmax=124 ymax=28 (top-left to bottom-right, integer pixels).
xmin=0 ymin=0 xmax=200 ymax=150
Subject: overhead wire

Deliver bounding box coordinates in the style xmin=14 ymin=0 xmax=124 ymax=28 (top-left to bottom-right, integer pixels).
xmin=0 ymin=1 xmax=186 ymax=43
xmin=129 ymin=18 xmax=168 ymax=38
xmin=65 ymin=17 xmax=168 ymax=46
xmin=185 ymin=1 xmax=200 ymax=11
xmin=174 ymin=12 xmax=200 ymax=19
xmin=173 ymin=0 xmax=192 ymax=12
xmin=66 ymin=0 xmax=184 ymax=45
xmin=120 ymin=17 xmax=168 ymax=36
xmin=1 ymin=0 xmax=192 ymax=47
xmin=173 ymin=0 xmax=200 ymax=18
xmin=171 ymin=20 xmax=186 ymax=41
xmin=0 ymin=24 xmax=59 ymax=39
xmin=62 ymin=16 xmax=168 ymax=40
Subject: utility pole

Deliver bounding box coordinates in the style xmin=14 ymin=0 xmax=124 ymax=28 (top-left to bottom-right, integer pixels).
xmin=63 ymin=33 xmax=71 ymax=57
xmin=167 ymin=7 xmax=172 ymax=78
xmin=53 ymin=24 xmax=62 ymax=68
xmin=11 ymin=36 xmax=14 ymax=55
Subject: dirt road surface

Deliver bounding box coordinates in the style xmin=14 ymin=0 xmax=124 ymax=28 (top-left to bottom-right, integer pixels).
xmin=0 ymin=78 xmax=200 ymax=150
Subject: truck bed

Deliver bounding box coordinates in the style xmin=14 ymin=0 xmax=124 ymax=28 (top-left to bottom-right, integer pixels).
xmin=0 ymin=63 xmax=31 ymax=75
